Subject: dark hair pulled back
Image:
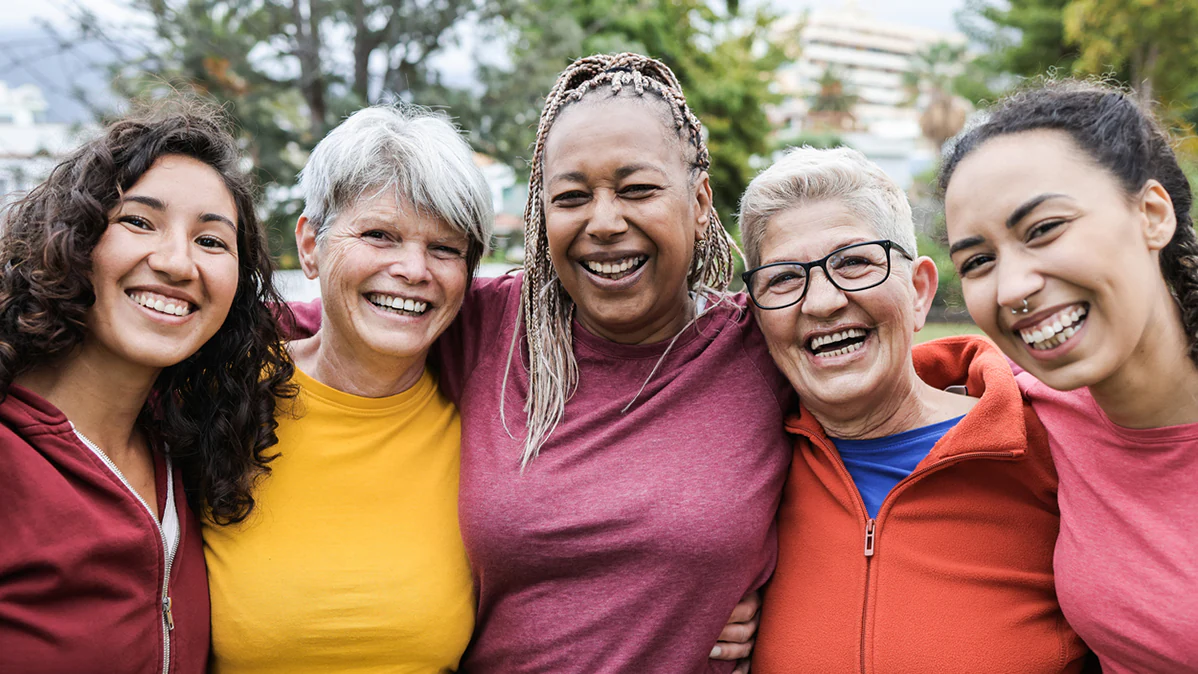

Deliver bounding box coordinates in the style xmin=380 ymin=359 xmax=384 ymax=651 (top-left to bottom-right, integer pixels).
xmin=939 ymin=79 xmax=1198 ymax=366
xmin=0 ymin=98 xmax=295 ymax=524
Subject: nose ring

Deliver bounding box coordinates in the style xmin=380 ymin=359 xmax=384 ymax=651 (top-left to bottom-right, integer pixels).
xmin=1011 ymin=298 xmax=1029 ymax=315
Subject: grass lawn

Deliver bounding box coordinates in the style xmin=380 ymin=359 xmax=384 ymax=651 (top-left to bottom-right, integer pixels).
xmin=915 ymin=321 xmax=987 ymax=343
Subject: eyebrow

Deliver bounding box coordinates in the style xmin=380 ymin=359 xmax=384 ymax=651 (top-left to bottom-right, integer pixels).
xmin=1006 ymin=192 xmax=1069 ymax=228
xmin=547 ymin=163 xmax=663 ymax=187
xmin=123 ymin=194 xmax=237 ymax=231
xmin=948 ymin=193 xmax=1070 ymax=256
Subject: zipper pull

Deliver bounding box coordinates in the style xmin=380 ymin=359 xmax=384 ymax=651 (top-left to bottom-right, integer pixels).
xmin=163 ymin=596 xmax=175 ymax=631
xmin=864 ymin=518 xmax=876 ymax=557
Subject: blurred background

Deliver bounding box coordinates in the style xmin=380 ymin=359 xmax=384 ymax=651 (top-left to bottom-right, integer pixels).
xmin=2 ymin=0 xmax=1196 ymax=336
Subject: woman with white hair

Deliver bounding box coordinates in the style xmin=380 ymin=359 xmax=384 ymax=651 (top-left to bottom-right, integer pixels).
xmin=201 ymin=105 xmax=493 ymax=672
xmin=740 ymin=147 xmax=1088 ymax=672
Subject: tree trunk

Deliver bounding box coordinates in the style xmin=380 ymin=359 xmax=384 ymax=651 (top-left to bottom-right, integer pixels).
xmin=291 ymin=0 xmax=327 ymax=137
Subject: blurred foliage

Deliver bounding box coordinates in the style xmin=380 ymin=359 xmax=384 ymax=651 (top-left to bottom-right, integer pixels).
xmin=50 ymin=0 xmax=509 ymax=262
xmin=444 ymin=0 xmax=790 ymax=229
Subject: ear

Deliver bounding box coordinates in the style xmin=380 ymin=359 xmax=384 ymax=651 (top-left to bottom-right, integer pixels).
xmin=296 ymin=216 xmax=320 ymax=280
xmin=691 ymin=170 xmax=714 ymax=242
xmin=1140 ymin=179 xmax=1178 ymax=252
xmin=909 ymin=256 xmax=940 ymax=333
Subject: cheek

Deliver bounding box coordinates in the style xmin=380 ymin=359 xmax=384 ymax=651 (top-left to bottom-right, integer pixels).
xmin=204 ymin=255 xmax=242 ymax=310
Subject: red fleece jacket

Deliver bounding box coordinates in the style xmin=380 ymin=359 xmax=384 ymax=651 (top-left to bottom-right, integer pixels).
xmin=0 ymin=385 xmax=209 ymax=674
xmin=754 ymin=336 xmax=1088 ymax=674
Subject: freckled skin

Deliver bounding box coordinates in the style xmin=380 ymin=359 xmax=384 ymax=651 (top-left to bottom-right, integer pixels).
xmin=298 ymin=190 xmax=469 ymax=370
xmin=541 ymin=99 xmax=711 ymax=345
xmin=752 ymin=201 xmax=938 ymax=426
xmin=85 ymin=154 xmax=240 ymax=376
xmin=944 ymin=130 xmax=1179 ymax=393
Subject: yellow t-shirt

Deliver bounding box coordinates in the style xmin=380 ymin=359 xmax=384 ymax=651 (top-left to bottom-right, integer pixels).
xmin=203 ymin=366 xmax=474 ymax=673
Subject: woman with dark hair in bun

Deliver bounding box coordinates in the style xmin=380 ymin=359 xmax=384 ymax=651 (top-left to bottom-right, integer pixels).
xmin=0 ymin=100 xmax=293 ymax=673
xmin=941 ymin=80 xmax=1198 ymax=673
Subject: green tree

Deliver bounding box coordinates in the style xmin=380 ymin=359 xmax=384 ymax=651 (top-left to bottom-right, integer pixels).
xmin=903 ymin=42 xmax=972 ymax=152
xmin=51 ymin=0 xmax=505 ymax=263
xmin=957 ymin=0 xmax=1079 ymax=78
xmin=450 ymin=0 xmax=786 ymax=229
xmin=1063 ymin=0 xmax=1198 ymax=104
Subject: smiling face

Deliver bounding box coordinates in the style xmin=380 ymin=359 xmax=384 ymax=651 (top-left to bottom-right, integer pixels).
xmin=752 ymin=200 xmax=937 ymax=415
xmin=85 ymin=154 xmax=240 ymax=375
xmin=540 ymin=97 xmax=711 ymax=344
xmin=298 ymin=189 xmax=469 ymax=366
xmin=944 ymin=130 xmax=1178 ymax=392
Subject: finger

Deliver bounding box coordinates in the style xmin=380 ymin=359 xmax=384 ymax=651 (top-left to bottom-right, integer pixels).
xmin=728 ymin=593 xmax=762 ymax=623
xmin=733 ymin=658 xmax=751 ymax=674
xmin=716 ymin=616 xmax=759 ymax=644
xmin=710 ymin=639 xmax=754 ymax=661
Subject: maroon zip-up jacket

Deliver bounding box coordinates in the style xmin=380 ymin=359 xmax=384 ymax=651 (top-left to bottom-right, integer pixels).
xmin=0 ymin=384 xmax=209 ymax=673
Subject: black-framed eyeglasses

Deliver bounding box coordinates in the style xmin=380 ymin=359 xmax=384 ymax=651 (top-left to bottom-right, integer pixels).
xmin=742 ymin=239 xmax=914 ymax=310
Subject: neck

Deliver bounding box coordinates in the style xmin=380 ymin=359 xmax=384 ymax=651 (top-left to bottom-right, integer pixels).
xmin=1090 ymin=299 xmax=1198 ymax=428
xmin=290 ymin=324 xmax=427 ymax=399
xmin=16 ymin=343 xmax=158 ymax=456
xmin=811 ymin=365 xmax=966 ymax=440
xmin=578 ymin=290 xmax=696 ymax=345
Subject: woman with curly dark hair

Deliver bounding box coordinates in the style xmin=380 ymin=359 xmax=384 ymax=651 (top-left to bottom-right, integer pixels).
xmin=941 ymin=80 xmax=1198 ymax=672
xmin=0 ymin=100 xmax=293 ymax=673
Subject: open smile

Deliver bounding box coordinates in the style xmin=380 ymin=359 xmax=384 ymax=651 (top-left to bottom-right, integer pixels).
xmin=366 ymin=292 xmax=431 ymax=317
xmin=580 ymin=255 xmax=649 ymax=282
xmin=1014 ymin=302 xmax=1088 ymax=352
xmin=806 ymin=327 xmax=871 ymax=359
xmin=127 ymin=290 xmax=196 ymax=319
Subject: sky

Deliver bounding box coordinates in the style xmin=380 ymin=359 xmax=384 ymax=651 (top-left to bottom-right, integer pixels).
xmin=0 ymin=0 xmax=969 ymax=123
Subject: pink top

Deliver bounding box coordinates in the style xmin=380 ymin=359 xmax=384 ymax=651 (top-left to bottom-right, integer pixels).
xmin=1016 ymin=372 xmax=1198 ymax=673
xmin=437 ymin=274 xmax=793 ymax=673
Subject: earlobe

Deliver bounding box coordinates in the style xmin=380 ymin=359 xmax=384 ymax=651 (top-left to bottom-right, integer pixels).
xmin=910 ymin=256 xmax=940 ymax=332
xmin=1141 ymin=180 xmax=1178 ymax=251
xmin=296 ymin=216 xmax=320 ymax=280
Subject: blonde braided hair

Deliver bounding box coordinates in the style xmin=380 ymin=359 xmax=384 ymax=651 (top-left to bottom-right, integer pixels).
xmin=505 ymin=53 xmax=740 ymax=467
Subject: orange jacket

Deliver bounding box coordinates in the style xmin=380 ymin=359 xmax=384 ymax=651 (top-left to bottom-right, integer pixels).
xmin=754 ymin=336 xmax=1088 ymax=674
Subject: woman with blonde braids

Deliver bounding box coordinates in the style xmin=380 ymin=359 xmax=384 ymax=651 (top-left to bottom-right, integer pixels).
xmin=287 ymin=53 xmax=784 ymax=671
xmin=426 ymin=52 xmax=791 ymax=672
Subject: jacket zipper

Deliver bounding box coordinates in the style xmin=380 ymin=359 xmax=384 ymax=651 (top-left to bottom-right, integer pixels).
xmin=74 ymin=430 xmax=178 ymax=674
xmin=809 ymin=433 xmax=1015 ymax=674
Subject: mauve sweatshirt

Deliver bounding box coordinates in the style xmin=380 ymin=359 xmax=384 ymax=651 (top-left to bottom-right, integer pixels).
xmin=438 ymin=274 xmax=793 ymax=673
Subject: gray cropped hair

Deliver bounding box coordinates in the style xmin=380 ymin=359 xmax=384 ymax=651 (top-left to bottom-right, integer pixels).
xmin=739 ymin=146 xmax=916 ymax=269
xmin=298 ymin=105 xmax=494 ymax=278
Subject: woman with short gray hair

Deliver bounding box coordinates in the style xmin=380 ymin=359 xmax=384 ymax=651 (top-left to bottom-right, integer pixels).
xmin=202 ymin=104 xmax=493 ymax=672
xmin=742 ymin=147 xmax=1088 ymax=672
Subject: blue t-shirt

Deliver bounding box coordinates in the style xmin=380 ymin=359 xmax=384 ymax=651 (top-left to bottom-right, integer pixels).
xmin=832 ymin=415 xmax=965 ymax=519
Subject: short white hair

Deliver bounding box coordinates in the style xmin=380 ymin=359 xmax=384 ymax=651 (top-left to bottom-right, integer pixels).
xmin=739 ymin=146 xmax=916 ymax=269
xmin=298 ymin=105 xmax=493 ymax=273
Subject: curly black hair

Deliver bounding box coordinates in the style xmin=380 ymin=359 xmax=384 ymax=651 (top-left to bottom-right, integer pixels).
xmin=940 ymin=79 xmax=1198 ymax=367
xmin=0 ymin=98 xmax=296 ymax=524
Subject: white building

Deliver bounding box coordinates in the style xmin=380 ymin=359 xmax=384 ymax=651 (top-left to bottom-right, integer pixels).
xmin=771 ymin=4 xmax=967 ymax=186
xmin=0 ymin=82 xmax=81 ymax=208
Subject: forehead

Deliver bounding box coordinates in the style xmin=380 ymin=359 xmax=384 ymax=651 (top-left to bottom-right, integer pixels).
xmin=542 ymin=96 xmax=686 ymax=173
xmin=336 ymin=189 xmax=465 ymax=239
xmin=758 ymin=200 xmax=881 ymax=263
xmin=125 ymin=155 xmax=237 ymax=213
xmin=944 ymin=130 xmax=1116 ymax=230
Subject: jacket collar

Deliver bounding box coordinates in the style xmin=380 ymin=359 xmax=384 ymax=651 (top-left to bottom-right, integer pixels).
xmin=784 ymin=336 xmax=1029 ymax=461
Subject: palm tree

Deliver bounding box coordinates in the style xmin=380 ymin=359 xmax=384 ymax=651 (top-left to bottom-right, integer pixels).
xmin=904 ymin=41 xmax=971 ymax=151
xmin=808 ymin=66 xmax=859 ymax=131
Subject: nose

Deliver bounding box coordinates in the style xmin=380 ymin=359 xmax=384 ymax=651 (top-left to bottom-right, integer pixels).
xmin=800 ymin=267 xmax=849 ymax=317
xmin=388 ymin=242 xmax=433 ymax=284
xmin=147 ymin=227 xmax=198 ymax=281
xmin=993 ymin=248 xmax=1045 ymax=313
xmin=585 ymin=191 xmax=628 ymax=241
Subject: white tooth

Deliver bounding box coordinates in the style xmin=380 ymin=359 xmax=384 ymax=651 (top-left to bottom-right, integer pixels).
xmin=401 ymin=299 xmax=412 ymax=312
xmin=153 ymin=299 xmax=164 ymax=311
xmin=1064 ymin=326 xmax=1075 ymax=338
xmin=415 ymin=302 xmax=427 ymax=313
xmin=1052 ymin=321 xmax=1063 ymax=333
xmin=163 ymin=303 xmax=176 ymax=315
xmin=1061 ymin=314 xmax=1074 ymax=327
